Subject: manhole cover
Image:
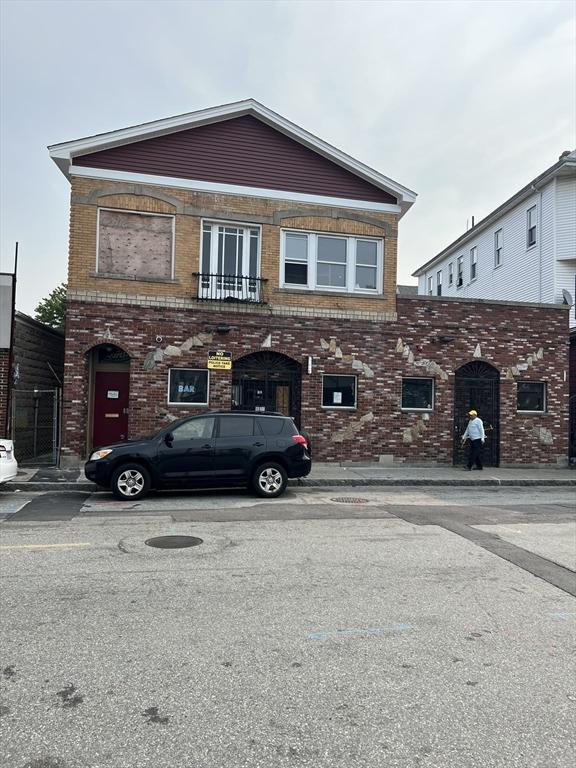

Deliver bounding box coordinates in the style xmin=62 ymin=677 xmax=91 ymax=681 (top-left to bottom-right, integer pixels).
xmin=144 ymin=535 xmax=203 ymax=549
xmin=330 ymin=497 xmax=370 ymax=504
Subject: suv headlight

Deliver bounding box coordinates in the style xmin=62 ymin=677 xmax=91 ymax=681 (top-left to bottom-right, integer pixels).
xmin=90 ymin=449 xmax=113 ymax=460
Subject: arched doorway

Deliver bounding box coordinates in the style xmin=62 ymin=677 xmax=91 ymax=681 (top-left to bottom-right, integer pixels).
xmin=231 ymin=352 xmax=302 ymax=424
xmin=88 ymin=344 xmax=131 ymax=448
xmin=453 ymin=361 xmax=500 ymax=467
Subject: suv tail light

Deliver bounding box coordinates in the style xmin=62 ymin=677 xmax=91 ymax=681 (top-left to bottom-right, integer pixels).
xmin=292 ymin=435 xmax=308 ymax=448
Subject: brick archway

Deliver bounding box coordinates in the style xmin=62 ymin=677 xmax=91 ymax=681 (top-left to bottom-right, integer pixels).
xmin=232 ymin=351 xmax=302 ymax=425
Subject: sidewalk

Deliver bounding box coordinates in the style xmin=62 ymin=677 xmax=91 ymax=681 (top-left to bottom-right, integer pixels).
xmin=2 ymin=462 xmax=575 ymax=491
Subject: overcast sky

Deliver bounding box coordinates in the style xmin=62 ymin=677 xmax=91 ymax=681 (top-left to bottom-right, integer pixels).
xmin=1 ymin=0 xmax=574 ymax=314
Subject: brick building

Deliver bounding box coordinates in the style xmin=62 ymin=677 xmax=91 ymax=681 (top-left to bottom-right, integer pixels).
xmin=49 ymin=100 xmax=570 ymax=467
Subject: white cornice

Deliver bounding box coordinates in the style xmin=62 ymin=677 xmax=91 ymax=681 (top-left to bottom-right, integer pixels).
xmin=49 ymin=99 xmax=417 ymax=216
xmin=70 ymin=166 xmax=403 ymax=214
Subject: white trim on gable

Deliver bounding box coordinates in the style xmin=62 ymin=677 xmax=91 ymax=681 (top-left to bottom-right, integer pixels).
xmin=70 ymin=165 xmax=403 ymax=214
xmin=49 ymin=99 xmax=417 ymax=216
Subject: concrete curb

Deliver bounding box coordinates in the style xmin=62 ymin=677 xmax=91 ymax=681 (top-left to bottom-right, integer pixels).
xmin=2 ymin=478 xmax=575 ymax=493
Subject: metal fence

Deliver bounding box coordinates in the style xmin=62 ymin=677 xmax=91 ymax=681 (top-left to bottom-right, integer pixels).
xmin=11 ymin=388 xmax=61 ymax=465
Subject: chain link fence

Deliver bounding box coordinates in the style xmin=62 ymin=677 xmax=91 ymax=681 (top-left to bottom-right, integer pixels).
xmin=11 ymin=388 xmax=61 ymax=465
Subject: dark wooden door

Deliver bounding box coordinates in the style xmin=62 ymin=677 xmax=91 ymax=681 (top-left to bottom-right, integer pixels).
xmin=93 ymin=371 xmax=129 ymax=447
xmin=453 ymin=362 xmax=500 ymax=467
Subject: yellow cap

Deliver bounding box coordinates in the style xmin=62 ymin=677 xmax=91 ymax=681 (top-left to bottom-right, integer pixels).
xmin=468 ymin=410 xmax=477 ymax=417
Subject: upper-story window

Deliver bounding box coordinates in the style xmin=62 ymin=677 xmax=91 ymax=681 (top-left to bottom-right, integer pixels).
xmin=527 ymin=206 xmax=537 ymax=248
xmin=456 ymin=256 xmax=464 ymax=288
xmin=427 ymin=276 xmax=433 ymax=296
xmin=448 ymin=262 xmax=454 ymax=286
xmin=97 ymin=209 xmax=175 ymax=280
xmin=281 ymin=230 xmax=383 ymax=294
xmin=436 ymin=270 xmax=442 ymax=296
xmin=494 ymin=229 xmax=503 ymax=267
xmin=470 ymin=247 xmax=478 ymax=281
xmin=200 ymin=221 xmax=261 ymax=301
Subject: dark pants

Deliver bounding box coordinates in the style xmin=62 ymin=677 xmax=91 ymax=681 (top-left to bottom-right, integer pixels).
xmin=468 ymin=439 xmax=483 ymax=469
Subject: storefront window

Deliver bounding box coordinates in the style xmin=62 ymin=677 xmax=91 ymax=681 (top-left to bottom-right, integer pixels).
xmin=322 ymin=375 xmax=357 ymax=408
xmin=401 ymin=378 xmax=434 ymax=410
xmin=168 ymin=369 xmax=209 ymax=406
xmin=517 ymin=382 xmax=546 ymax=412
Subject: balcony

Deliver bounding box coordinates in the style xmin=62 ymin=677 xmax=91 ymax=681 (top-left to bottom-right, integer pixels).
xmin=193 ymin=273 xmax=267 ymax=304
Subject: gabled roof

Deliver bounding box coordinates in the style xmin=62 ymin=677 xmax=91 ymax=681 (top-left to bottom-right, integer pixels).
xmin=412 ymin=150 xmax=576 ymax=276
xmin=48 ymin=99 xmax=417 ymax=216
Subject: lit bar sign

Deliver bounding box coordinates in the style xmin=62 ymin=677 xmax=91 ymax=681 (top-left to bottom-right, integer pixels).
xmin=207 ymin=350 xmax=232 ymax=370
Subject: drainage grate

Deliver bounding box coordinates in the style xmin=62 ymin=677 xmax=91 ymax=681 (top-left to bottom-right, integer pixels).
xmin=330 ymin=497 xmax=370 ymax=504
xmin=144 ymin=535 xmax=203 ymax=549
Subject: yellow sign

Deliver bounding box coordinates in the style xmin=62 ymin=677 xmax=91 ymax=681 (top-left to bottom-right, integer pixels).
xmin=207 ymin=350 xmax=232 ymax=370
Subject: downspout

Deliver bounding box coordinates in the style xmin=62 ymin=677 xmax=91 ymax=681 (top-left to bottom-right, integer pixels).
xmin=531 ymin=183 xmax=543 ymax=302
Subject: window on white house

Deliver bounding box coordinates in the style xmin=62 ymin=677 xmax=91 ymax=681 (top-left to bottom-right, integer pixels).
xmin=436 ymin=270 xmax=442 ymax=296
xmin=281 ymin=231 xmax=383 ymax=294
xmin=448 ymin=262 xmax=454 ymax=286
xmin=457 ymin=256 xmax=464 ymax=288
xmin=427 ymin=276 xmax=433 ymax=295
xmin=494 ymin=229 xmax=503 ymax=267
xmin=517 ymin=382 xmax=546 ymax=412
xmin=527 ymin=206 xmax=537 ymax=248
xmin=470 ymin=247 xmax=478 ymax=281
xmin=401 ymin=378 xmax=434 ymax=410
xmin=168 ymin=369 xmax=209 ymax=406
xmin=322 ymin=375 xmax=357 ymax=408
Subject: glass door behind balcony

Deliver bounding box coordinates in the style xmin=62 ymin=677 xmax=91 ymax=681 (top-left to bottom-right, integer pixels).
xmin=200 ymin=223 xmax=261 ymax=302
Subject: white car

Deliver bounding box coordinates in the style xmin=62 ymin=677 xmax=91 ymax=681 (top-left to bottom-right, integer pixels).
xmin=0 ymin=439 xmax=18 ymax=484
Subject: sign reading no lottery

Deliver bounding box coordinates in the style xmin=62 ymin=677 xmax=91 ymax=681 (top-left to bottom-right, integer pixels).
xmin=207 ymin=350 xmax=232 ymax=370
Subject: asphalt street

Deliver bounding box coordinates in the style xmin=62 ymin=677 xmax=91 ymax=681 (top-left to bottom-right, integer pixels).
xmin=0 ymin=486 xmax=575 ymax=768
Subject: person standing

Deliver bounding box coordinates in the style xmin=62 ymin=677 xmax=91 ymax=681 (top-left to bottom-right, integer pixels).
xmin=461 ymin=409 xmax=485 ymax=470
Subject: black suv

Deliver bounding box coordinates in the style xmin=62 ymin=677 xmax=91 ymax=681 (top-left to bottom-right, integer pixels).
xmin=85 ymin=411 xmax=311 ymax=500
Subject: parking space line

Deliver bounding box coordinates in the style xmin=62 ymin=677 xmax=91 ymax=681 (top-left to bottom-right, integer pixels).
xmin=0 ymin=542 xmax=91 ymax=550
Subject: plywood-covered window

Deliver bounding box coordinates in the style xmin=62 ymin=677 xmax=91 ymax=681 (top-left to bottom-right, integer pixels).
xmin=97 ymin=209 xmax=174 ymax=279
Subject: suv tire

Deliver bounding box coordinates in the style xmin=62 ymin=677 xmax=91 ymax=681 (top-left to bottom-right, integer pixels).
xmin=111 ymin=463 xmax=151 ymax=501
xmin=251 ymin=462 xmax=288 ymax=498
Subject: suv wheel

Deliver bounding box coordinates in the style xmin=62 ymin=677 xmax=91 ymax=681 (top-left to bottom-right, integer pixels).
xmin=252 ymin=462 xmax=288 ymax=498
xmin=111 ymin=463 xmax=151 ymax=501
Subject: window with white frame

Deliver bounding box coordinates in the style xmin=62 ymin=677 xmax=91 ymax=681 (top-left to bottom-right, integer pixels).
xmin=436 ymin=270 xmax=442 ymax=296
xmin=527 ymin=206 xmax=537 ymax=248
xmin=401 ymin=378 xmax=434 ymax=411
xmin=517 ymin=381 xmax=546 ymax=412
xmin=200 ymin=221 xmax=261 ymax=299
xmin=322 ymin=375 xmax=357 ymax=408
xmin=281 ymin=230 xmax=383 ymax=294
xmin=470 ymin=247 xmax=478 ymax=281
xmin=168 ymin=369 xmax=209 ymax=406
xmin=427 ymin=275 xmax=433 ymax=296
xmin=448 ymin=262 xmax=454 ymax=286
xmin=494 ymin=229 xmax=502 ymax=267
xmin=457 ymin=256 xmax=464 ymax=288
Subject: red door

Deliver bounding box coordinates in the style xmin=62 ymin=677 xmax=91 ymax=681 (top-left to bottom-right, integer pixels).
xmin=93 ymin=371 xmax=130 ymax=447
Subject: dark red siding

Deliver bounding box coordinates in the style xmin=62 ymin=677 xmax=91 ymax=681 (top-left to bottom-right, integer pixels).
xmin=74 ymin=116 xmax=396 ymax=204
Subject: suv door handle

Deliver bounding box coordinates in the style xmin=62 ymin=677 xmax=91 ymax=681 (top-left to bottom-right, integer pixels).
xmin=253 ymin=442 xmax=264 ymax=447
xmin=201 ymin=443 xmax=212 ymax=449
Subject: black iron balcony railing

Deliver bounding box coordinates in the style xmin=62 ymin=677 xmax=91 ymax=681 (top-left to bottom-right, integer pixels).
xmin=193 ymin=273 xmax=267 ymax=304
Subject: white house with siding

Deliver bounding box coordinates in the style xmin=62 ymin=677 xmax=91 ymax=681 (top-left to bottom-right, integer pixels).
xmin=413 ymin=150 xmax=576 ymax=326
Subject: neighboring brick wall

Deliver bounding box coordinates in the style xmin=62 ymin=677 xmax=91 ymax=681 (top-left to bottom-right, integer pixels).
xmin=60 ymin=295 xmax=569 ymax=466
xmin=0 ymin=349 xmax=9 ymax=435
xmin=68 ymin=177 xmax=399 ymax=316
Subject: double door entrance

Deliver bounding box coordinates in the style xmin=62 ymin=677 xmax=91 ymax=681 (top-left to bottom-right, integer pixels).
xmin=231 ymin=352 xmax=301 ymax=424
xmin=453 ymin=361 xmax=500 ymax=467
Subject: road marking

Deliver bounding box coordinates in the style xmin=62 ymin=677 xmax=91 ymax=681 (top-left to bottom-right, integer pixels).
xmin=0 ymin=542 xmax=91 ymax=551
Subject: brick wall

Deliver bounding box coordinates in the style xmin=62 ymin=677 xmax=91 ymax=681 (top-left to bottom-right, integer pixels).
xmin=68 ymin=177 xmax=399 ymax=316
xmin=61 ymin=295 xmax=569 ymax=467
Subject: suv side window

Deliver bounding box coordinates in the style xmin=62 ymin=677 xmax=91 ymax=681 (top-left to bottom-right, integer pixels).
xmin=171 ymin=417 xmax=215 ymax=441
xmin=217 ymin=416 xmax=255 ymax=437
xmin=257 ymin=417 xmax=288 ymax=436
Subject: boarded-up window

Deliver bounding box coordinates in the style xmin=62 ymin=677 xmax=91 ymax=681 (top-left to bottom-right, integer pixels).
xmin=97 ymin=209 xmax=173 ymax=279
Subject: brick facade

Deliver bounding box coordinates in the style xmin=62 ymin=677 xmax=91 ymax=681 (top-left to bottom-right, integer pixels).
xmin=61 ymin=295 xmax=569 ymax=467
